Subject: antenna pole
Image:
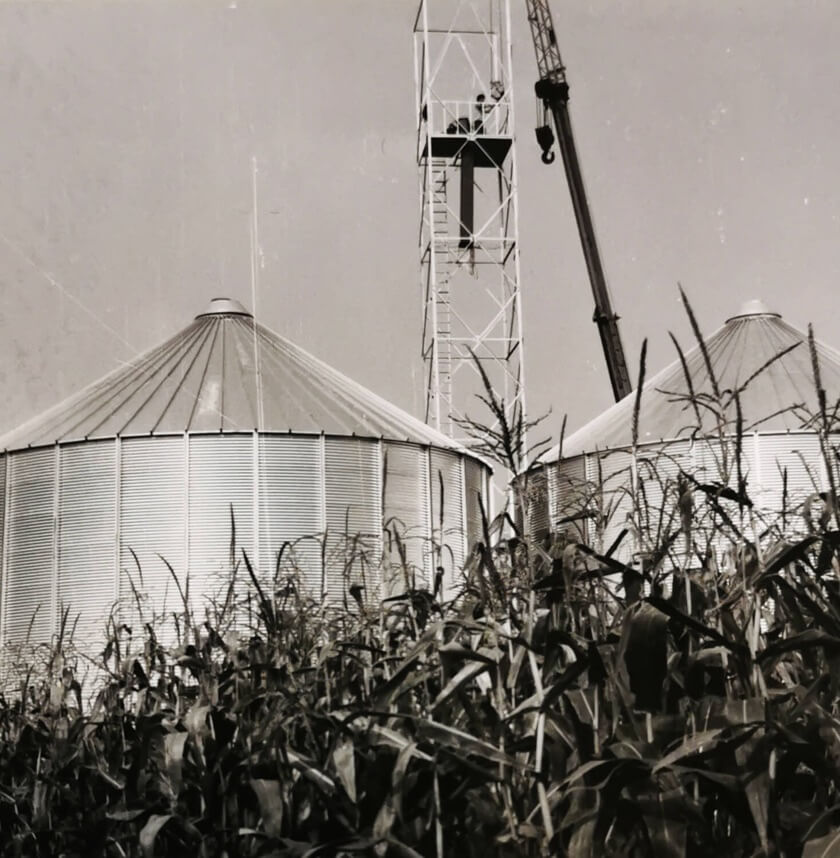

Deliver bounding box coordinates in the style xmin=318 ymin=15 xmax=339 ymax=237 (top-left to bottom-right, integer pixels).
xmin=250 ymin=156 xmax=266 ymax=429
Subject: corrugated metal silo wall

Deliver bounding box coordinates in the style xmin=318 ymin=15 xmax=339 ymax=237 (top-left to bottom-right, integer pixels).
xmin=635 ymin=441 xmax=692 ymax=559
xmin=586 ymin=449 xmax=634 ymax=562
xmin=0 ymin=434 xmax=488 ymax=652
xmin=257 ymin=435 xmax=323 ymax=589
xmin=463 ymin=457 xmax=486 ymax=551
xmin=120 ymin=437 xmax=186 ymax=634
xmin=5 ymin=448 xmax=55 ymax=644
xmin=188 ymin=434 xmax=255 ymax=620
xmin=324 ymin=437 xmax=382 ymax=602
xmin=692 ymin=435 xmax=756 ymax=561
xmin=429 ymin=449 xmax=466 ymax=598
xmin=0 ymin=457 xmax=5 ymax=633
xmin=549 ymin=456 xmax=588 ymax=542
xmin=753 ymin=433 xmax=824 ymax=534
xmin=58 ymin=441 xmax=116 ymax=645
xmin=546 ymin=433 xmax=838 ymax=581
xmin=522 ymin=469 xmax=549 ymax=541
xmin=382 ymin=442 xmax=431 ymax=592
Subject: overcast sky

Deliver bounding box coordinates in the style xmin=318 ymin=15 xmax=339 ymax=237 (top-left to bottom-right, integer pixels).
xmin=2 ymin=0 xmax=839 ymax=445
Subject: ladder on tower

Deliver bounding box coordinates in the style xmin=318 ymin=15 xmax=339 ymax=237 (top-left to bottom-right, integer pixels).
xmin=430 ymin=158 xmax=453 ymax=425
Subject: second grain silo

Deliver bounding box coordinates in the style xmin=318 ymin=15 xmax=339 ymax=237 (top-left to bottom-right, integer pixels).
xmin=0 ymin=298 xmax=490 ymax=650
xmin=533 ymin=300 xmax=840 ymax=561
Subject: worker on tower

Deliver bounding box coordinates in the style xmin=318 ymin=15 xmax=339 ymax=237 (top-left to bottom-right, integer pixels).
xmin=473 ymin=93 xmax=488 ymax=134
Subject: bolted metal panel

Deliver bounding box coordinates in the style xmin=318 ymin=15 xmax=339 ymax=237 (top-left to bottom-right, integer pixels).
xmin=324 ymin=438 xmax=382 ymax=602
xmin=382 ymin=442 xmax=431 ymax=591
xmin=119 ymin=437 xmax=186 ymax=626
xmin=463 ymin=457 xmax=486 ymax=552
xmin=188 ymin=435 xmax=255 ymax=619
xmin=550 ymin=457 xmax=588 ymax=542
xmin=57 ymin=441 xmax=117 ymax=648
xmin=257 ymin=435 xmax=323 ymax=590
xmin=429 ymin=449 xmax=465 ymax=597
xmin=754 ymin=433 xmax=824 ymax=532
xmin=4 ymin=449 xmax=55 ymax=645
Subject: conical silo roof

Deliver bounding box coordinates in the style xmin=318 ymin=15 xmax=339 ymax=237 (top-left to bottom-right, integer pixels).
xmin=0 ymin=298 xmax=466 ymax=452
xmin=547 ymin=300 xmax=840 ymax=460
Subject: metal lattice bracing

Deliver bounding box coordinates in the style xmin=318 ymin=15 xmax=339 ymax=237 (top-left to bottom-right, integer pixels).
xmin=414 ymin=0 xmax=526 ymax=460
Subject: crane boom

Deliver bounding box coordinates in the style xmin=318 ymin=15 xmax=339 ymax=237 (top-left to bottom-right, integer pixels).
xmin=525 ymin=0 xmax=633 ymax=402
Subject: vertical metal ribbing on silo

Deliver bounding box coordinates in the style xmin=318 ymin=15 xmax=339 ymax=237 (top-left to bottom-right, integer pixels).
xmin=429 ymin=449 xmax=466 ymax=597
xmin=319 ymin=433 xmax=327 ymax=600
xmin=753 ymin=432 xmax=823 ymax=531
xmin=119 ymin=436 xmax=186 ymax=627
xmin=114 ymin=437 xmax=121 ymax=617
xmin=382 ymin=441 xmax=432 ymax=590
xmin=184 ymin=433 xmax=190 ymax=615
xmin=599 ymin=450 xmax=635 ymax=562
xmin=375 ymin=438 xmax=385 ymax=595
xmin=524 ymin=467 xmax=549 ymax=542
xmin=257 ymin=435 xmax=324 ymax=588
xmin=57 ymin=441 xmax=117 ymax=648
xmin=4 ymin=449 xmax=55 ymax=645
xmin=323 ymin=437 xmax=382 ymax=603
xmin=424 ymin=447 xmax=434 ymax=589
xmin=0 ymin=455 xmax=8 ymax=644
xmin=547 ymin=461 xmax=560 ymax=537
xmin=635 ymin=441 xmax=690 ymax=557
xmin=584 ymin=454 xmax=597 ymax=546
xmin=51 ymin=445 xmax=59 ymax=637
xmin=252 ymin=431 xmax=260 ymax=584
xmin=752 ymin=433 xmax=762 ymax=505
xmin=458 ymin=455 xmax=468 ymax=563
xmin=545 ymin=463 xmax=556 ymax=540
xmin=188 ymin=434 xmax=255 ymax=610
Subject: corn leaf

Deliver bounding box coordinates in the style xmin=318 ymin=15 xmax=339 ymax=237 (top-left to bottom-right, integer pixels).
xmin=139 ymin=814 xmax=173 ymax=857
xmin=620 ymin=602 xmax=668 ymax=711
xmin=251 ymin=779 xmax=284 ymax=838
xmin=163 ymin=732 xmax=188 ymax=798
xmin=652 ymin=729 xmax=728 ymax=772
xmin=331 ymin=736 xmax=357 ymax=803
xmin=803 ymin=831 xmax=840 ymax=858
xmin=416 ymin=718 xmax=521 ymax=768
xmin=431 ymin=660 xmax=490 ymax=710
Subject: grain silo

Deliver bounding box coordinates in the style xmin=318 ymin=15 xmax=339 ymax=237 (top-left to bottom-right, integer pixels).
xmin=532 ymin=300 xmax=840 ymax=560
xmin=0 ymin=298 xmax=490 ymax=649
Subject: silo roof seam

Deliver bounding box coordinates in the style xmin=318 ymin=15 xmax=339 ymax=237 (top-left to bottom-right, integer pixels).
xmin=0 ymin=300 xmax=484 ymax=465
xmin=542 ymin=307 xmax=840 ymax=462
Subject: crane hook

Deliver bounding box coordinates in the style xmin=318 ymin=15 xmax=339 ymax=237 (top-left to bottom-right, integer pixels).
xmin=535 ymin=124 xmax=555 ymax=165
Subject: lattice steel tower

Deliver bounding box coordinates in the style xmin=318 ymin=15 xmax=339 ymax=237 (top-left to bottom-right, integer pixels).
xmin=414 ymin=0 xmax=526 ymax=457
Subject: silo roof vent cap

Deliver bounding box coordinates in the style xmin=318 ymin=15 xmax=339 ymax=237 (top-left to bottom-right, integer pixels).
xmin=726 ymin=299 xmax=781 ymax=322
xmin=196 ymin=297 xmax=253 ymax=319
